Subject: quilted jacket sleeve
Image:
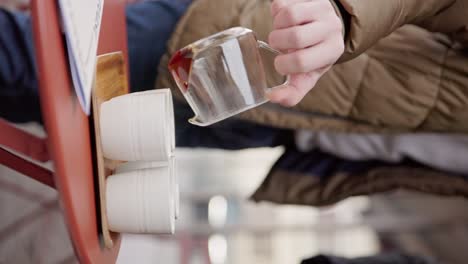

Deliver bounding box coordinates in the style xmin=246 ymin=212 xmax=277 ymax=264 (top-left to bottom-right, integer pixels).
xmin=332 ymin=0 xmax=456 ymax=62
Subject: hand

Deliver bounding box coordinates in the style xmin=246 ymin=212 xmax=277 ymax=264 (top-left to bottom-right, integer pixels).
xmin=267 ymin=0 xmax=344 ymax=106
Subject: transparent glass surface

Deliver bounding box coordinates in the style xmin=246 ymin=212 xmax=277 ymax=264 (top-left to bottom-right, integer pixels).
xmin=170 ymin=28 xmax=273 ymax=126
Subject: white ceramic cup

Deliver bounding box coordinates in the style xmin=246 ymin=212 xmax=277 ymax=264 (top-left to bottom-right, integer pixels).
xmin=100 ymin=89 xmax=175 ymax=161
xmin=115 ymin=157 xmax=179 ymax=220
xmin=106 ymin=167 xmax=175 ymax=234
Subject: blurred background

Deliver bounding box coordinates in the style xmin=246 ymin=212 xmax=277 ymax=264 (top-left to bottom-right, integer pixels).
xmin=1 ymin=123 xmax=468 ymax=264
xmin=1 ymin=0 xmax=468 ymax=263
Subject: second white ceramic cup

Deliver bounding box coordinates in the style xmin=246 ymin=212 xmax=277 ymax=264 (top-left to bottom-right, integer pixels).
xmin=114 ymin=157 xmax=179 ymax=220
xmin=106 ymin=166 xmax=175 ymax=234
xmin=100 ymin=89 xmax=175 ymax=161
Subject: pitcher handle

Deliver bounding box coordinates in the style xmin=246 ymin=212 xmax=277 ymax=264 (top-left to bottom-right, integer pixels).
xmin=188 ymin=117 xmax=208 ymax=127
xmin=257 ymin=40 xmax=290 ymax=89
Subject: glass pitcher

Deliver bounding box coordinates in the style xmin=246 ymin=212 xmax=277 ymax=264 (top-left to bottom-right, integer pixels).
xmin=168 ymin=27 xmax=288 ymax=126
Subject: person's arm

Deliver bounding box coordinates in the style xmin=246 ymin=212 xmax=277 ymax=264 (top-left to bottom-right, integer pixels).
xmin=333 ymin=0 xmax=456 ymax=62
xmin=266 ymin=0 xmax=455 ymax=107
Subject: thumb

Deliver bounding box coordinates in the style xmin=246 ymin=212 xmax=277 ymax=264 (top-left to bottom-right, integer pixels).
xmin=267 ymin=71 xmax=322 ymax=107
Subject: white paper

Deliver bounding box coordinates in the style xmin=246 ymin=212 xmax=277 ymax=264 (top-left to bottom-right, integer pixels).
xmin=58 ymin=0 xmax=104 ymax=114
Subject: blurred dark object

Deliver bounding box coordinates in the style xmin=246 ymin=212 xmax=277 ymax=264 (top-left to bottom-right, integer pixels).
xmin=301 ymin=253 xmax=435 ymax=264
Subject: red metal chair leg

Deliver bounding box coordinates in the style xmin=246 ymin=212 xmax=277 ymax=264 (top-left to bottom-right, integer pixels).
xmin=0 ymin=147 xmax=55 ymax=189
xmin=0 ymin=119 xmax=50 ymax=162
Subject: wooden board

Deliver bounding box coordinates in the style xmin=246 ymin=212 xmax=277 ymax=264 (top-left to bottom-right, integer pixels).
xmin=92 ymin=52 xmax=128 ymax=248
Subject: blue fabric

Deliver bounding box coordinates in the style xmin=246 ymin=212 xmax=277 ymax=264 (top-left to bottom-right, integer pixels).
xmin=272 ymin=145 xmax=468 ymax=181
xmin=0 ymin=8 xmax=40 ymax=123
xmin=127 ymin=0 xmax=191 ymax=92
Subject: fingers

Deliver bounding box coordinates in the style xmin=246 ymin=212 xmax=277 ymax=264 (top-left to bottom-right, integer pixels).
xmin=271 ymin=0 xmax=308 ymax=18
xmin=268 ymin=0 xmax=344 ymax=107
xmin=267 ymin=70 xmax=325 ymax=107
xmin=274 ymin=35 xmax=344 ymax=75
xmin=269 ymin=22 xmax=331 ymax=51
xmin=272 ymin=1 xmax=331 ymax=29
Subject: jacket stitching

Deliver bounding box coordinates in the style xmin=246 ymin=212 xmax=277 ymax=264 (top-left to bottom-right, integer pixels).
xmin=347 ymin=53 xmax=371 ymax=119
xmin=416 ymin=43 xmax=451 ymax=130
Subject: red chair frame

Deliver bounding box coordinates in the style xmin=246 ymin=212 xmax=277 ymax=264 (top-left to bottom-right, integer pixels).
xmin=0 ymin=0 xmax=130 ymax=262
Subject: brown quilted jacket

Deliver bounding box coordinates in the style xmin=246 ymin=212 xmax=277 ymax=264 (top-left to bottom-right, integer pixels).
xmin=157 ymin=0 xmax=468 ymax=133
xmin=155 ymin=0 xmax=468 ymax=206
